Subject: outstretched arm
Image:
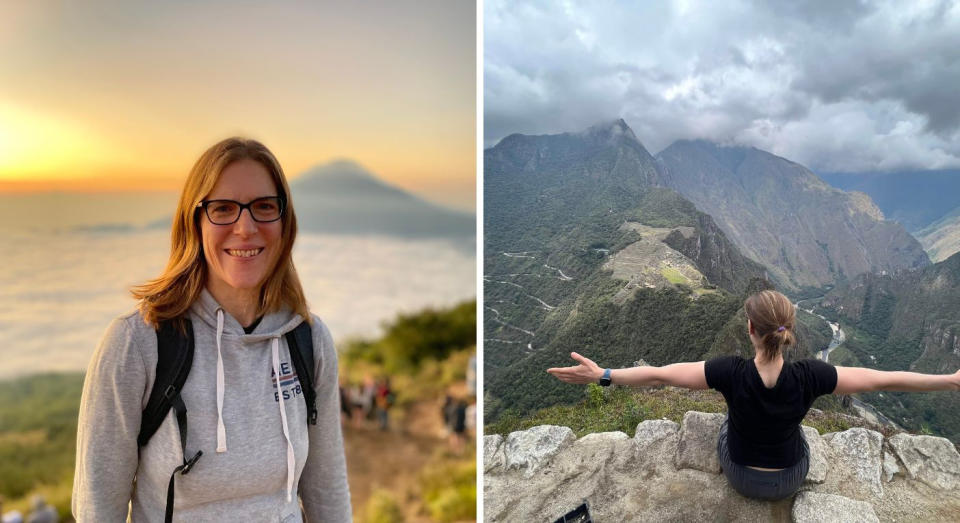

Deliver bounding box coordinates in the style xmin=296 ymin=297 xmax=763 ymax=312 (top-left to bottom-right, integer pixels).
xmin=834 ymin=366 xmax=960 ymax=394
xmin=547 ymin=352 xmax=708 ymax=390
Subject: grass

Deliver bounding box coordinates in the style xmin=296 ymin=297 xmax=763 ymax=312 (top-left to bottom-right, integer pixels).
xmin=661 ymin=267 xmax=691 ymax=285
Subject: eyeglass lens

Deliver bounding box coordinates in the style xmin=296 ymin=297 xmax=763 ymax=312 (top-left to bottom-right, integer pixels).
xmin=206 ymin=197 xmax=282 ymax=224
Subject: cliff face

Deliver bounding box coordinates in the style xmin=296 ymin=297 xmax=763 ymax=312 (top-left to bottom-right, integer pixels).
xmin=484 ymin=412 xmax=960 ymax=522
xmin=656 ymin=140 xmax=930 ymax=294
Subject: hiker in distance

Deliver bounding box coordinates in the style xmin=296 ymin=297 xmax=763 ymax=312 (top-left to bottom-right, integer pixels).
xmin=547 ymin=289 xmax=960 ymax=501
xmin=73 ymin=138 xmax=351 ymax=522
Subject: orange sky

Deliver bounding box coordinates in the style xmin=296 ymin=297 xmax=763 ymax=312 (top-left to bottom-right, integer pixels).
xmin=0 ymin=2 xmax=476 ymax=210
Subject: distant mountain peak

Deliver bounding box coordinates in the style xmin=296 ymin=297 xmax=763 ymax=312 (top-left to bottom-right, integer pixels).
xmin=579 ymin=118 xmax=640 ymax=144
xmin=295 ymin=159 xmax=378 ymax=183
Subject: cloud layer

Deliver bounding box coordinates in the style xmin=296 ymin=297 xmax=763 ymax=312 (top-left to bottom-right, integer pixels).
xmin=485 ymin=0 xmax=960 ymax=172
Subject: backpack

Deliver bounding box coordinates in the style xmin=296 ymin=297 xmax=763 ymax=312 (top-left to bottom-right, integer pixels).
xmin=136 ymin=318 xmax=317 ymax=523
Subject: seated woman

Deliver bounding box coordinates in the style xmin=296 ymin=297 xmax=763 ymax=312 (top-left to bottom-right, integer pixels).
xmin=547 ymin=289 xmax=960 ymax=501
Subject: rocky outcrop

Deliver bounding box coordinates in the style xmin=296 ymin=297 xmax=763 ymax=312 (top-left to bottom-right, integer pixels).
xmin=484 ymin=412 xmax=960 ymax=522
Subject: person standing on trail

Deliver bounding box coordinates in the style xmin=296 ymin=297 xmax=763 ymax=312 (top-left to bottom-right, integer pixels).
xmin=548 ymin=289 xmax=960 ymax=501
xmin=375 ymin=377 xmax=394 ymax=431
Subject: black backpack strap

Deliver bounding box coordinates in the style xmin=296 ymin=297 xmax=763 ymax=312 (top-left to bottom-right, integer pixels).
xmin=165 ymin=394 xmax=202 ymax=523
xmin=139 ymin=319 xmax=196 ymax=446
xmin=285 ymin=321 xmax=317 ymax=425
xmin=138 ymin=318 xmax=201 ymax=523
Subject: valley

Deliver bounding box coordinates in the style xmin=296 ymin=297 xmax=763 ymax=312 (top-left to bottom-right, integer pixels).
xmin=484 ymin=119 xmax=960 ymax=445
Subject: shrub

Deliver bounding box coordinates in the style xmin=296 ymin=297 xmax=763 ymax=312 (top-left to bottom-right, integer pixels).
xmin=361 ymin=489 xmax=404 ymax=523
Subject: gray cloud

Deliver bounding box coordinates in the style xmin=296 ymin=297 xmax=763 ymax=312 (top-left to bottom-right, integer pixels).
xmin=484 ymin=0 xmax=960 ymax=172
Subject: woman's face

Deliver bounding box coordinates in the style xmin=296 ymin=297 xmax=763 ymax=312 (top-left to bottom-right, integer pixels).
xmin=200 ymin=158 xmax=284 ymax=296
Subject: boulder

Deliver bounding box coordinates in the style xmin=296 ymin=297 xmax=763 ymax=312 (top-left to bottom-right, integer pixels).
xmin=791 ymin=491 xmax=879 ymax=523
xmin=504 ymin=425 xmax=576 ymax=476
xmin=484 ymin=434 xmax=506 ymax=473
xmin=887 ymin=433 xmax=960 ymax=490
xmin=827 ymin=428 xmax=884 ymax=498
xmin=801 ymin=426 xmax=828 ymax=483
xmin=675 ymin=411 xmax=725 ymax=473
xmin=555 ymin=431 xmax=632 ymax=476
xmin=634 ymin=419 xmax=681 ymax=475
xmin=634 ymin=419 xmax=679 ymax=453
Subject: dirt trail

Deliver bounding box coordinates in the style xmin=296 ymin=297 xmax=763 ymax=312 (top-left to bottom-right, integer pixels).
xmin=343 ymin=397 xmax=455 ymax=521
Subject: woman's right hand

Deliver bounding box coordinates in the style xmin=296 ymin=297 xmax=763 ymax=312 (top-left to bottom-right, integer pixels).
xmin=547 ymin=352 xmax=603 ymax=384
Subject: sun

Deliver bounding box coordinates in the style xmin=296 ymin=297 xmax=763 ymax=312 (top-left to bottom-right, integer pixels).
xmin=0 ymin=100 xmax=120 ymax=181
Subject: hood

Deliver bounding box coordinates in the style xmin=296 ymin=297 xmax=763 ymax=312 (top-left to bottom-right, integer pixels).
xmin=190 ymin=287 xmax=305 ymax=342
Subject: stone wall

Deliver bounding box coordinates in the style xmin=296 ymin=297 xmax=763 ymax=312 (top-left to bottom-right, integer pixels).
xmin=484 ymin=412 xmax=960 ymax=522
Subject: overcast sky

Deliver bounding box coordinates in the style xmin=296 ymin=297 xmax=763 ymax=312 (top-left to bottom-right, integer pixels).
xmin=485 ymin=0 xmax=960 ymax=173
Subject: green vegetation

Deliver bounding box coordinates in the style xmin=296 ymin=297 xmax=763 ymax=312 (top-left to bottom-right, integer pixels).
xmin=661 ymin=267 xmax=690 ymax=285
xmin=419 ymin=450 xmax=476 ymax=522
xmin=342 ymin=301 xmax=475 ymax=374
xmin=815 ymin=256 xmax=960 ymax=443
xmin=486 ymin=385 xmax=872 ymax=439
xmin=341 ymin=301 xmax=476 ymax=522
xmin=0 ymin=373 xmax=83 ymax=520
xmin=361 ymin=489 xmax=405 ymax=523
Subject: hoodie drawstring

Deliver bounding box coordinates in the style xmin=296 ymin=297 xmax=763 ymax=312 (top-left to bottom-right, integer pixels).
xmin=215 ymin=309 xmax=227 ymax=453
xmin=271 ymin=336 xmax=296 ymax=502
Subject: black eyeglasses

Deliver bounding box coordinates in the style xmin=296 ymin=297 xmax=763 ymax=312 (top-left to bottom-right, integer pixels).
xmin=196 ymin=196 xmax=285 ymax=225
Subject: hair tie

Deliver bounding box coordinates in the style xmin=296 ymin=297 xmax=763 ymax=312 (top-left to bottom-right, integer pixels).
xmin=777 ymin=326 xmax=786 ymax=332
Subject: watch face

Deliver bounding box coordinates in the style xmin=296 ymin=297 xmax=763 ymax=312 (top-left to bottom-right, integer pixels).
xmin=599 ymin=377 xmax=611 ymax=386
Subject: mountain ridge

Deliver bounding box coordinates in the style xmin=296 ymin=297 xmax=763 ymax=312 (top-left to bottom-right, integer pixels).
xmin=655 ymin=138 xmax=929 ymax=294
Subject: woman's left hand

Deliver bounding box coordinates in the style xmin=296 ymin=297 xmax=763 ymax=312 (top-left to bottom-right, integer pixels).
xmin=547 ymin=352 xmax=603 ymax=384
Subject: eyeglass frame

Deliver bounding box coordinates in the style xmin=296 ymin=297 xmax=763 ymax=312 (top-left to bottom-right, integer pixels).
xmin=195 ymin=196 xmax=286 ymax=225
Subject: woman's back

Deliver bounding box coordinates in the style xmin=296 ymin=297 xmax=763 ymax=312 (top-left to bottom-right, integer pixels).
xmin=706 ymin=355 xmax=837 ymax=469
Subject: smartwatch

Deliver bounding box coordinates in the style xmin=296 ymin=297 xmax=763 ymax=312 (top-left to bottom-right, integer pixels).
xmin=599 ymin=368 xmax=612 ymax=387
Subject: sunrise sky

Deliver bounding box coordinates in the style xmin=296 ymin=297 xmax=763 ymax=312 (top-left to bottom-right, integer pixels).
xmin=0 ymin=1 xmax=476 ymax=210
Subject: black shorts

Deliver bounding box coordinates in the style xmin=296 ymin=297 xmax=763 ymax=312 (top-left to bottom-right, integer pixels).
xmin=716 ymin=418 xmax=809 ymax=501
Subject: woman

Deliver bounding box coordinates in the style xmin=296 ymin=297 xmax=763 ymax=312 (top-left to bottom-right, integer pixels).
xmin=547 ymin=289 xmax=960 ymax=501
xmin=73 ymin=138 xmax=351 ymax=522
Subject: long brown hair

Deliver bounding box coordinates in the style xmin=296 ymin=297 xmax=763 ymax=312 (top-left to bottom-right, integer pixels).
xmin=131 ymin=137 xmax=310 ymax=330
xmin=744 ymin=290 xmax=795 ymax=362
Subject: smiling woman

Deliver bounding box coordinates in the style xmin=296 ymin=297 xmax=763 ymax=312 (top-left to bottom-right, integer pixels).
xmin=72 ymin=138 xmax=351 ymax=523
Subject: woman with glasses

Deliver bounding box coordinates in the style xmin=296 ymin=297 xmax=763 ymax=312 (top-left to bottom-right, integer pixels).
xmin=548 ymin=289 xmax=960 ymax=501
xmin=73 ymin=138 xmax=351 ymax=522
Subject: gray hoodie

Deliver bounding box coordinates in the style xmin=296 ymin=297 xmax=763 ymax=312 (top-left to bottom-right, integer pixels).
xmin=72 ymin=288 xmax=352 ymax=522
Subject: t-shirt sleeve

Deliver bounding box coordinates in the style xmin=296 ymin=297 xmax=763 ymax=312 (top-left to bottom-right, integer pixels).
xmin=801 ymin=359 xmax=839 ymax=399
xmin=705 ymin=356 xmax=738 ymax=394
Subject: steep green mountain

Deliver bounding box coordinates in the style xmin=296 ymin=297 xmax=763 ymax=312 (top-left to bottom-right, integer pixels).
xmin=484 ymin=121 xmax=827 ymax=421
xmin=816 ymin=252 xmax=960 ymax=442
xmin=656 ymin=140 xmax=930 ymax=296
xmin=915 ymin=206 xmax=960 ymax=262
xmin=819 ymin=169 xmax=960 ymax=233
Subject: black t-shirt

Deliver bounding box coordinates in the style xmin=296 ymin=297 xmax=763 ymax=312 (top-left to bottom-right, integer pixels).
xmin=242 ymin=316 xmax=264 ymax=334
xmin=705 ymin=355 xmax=838 ymax=468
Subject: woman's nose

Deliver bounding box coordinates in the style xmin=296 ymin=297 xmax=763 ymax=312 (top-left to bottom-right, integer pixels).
xmin=233 ymin=208 xmax=258 ymax=235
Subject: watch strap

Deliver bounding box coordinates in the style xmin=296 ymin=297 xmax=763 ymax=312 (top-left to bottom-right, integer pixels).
xmin=599 ymin=368 xmax=612 ymax=386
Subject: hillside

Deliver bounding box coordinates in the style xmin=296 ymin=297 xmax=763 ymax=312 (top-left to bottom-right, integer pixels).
xmin=819 ymin=169 xmax=960 ymax=233
xmin=484 ymin=121 xmax=824 ymax=422
xmin=656 ymin=140 xmax=930 ymax=295
xmin=816 ymin=251 xmax=960 ymax=442
xmin=915 ymin=206 xmax=960 ymax=262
